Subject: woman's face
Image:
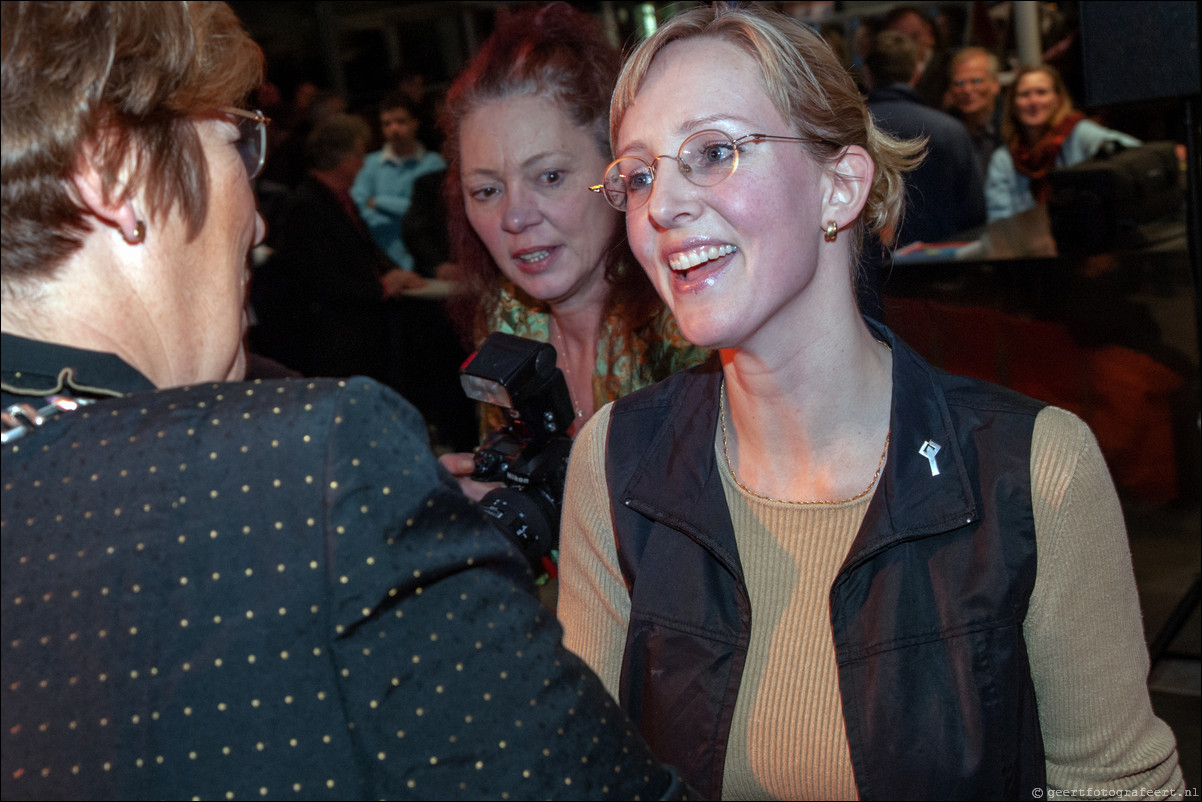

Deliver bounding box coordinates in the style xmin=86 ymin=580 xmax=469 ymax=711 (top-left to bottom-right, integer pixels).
xmin=1014 ymin=71 xmax=1061 ymax=136
xmin=157 ymin=116 xmax=266 ymax=384
xmin=459 ymin=95 xmax=618 ymax=312
xmin=615 ymin=38 xmax=828 ymax=353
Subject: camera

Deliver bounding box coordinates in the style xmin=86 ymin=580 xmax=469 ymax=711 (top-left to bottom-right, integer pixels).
xmin=459 ymin=333 xmax=575 ymax=571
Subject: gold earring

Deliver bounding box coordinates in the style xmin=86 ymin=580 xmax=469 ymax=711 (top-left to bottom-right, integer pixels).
xmin=824 ymin=219 xmax=838 ymax=243
xmin=126 ymin=219 xmax=146 ymax=244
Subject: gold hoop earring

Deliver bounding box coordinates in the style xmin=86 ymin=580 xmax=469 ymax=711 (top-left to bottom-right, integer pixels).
xmin=824 ymin=219 xmax=838 ymax=243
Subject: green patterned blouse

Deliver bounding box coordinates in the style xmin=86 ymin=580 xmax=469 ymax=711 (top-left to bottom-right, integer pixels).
xmin=479 ymin=281 xmax=709 ymax=436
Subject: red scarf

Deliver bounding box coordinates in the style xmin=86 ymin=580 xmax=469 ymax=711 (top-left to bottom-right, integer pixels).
xmin=1011 ymin=111 xmax=1085 ymax=203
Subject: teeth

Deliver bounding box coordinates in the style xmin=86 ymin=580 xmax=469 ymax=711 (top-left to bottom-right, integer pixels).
xmin=668 ymin=244 xmax=737 ymax=272
xmin=518 ymin=250 xmax=551 ymax=263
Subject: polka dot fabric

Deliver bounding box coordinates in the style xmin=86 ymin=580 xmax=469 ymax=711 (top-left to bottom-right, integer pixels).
xmin=2 ymin=377 xmax=680 ymax=800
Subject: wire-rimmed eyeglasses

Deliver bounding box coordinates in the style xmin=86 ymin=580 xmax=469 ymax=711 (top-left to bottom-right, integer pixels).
xmin=589 ymin=129 xmax=817 ymax=212
xmin=221 ymin=107 xmax=270 ymax=180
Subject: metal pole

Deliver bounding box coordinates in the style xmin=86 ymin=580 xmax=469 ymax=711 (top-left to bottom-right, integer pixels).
xmin=1013 ymin=1 xmax=1043 ymax=67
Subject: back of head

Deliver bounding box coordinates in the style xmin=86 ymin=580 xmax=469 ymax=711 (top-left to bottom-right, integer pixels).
xmin=305 ymin=91 xmax=347 ymax=126
xmin=865 ymin=30 xmax=919 ymax=88
xmin=611 ymin=4 xmax=924 ymax=262
xmin=440 ymin=2 xmax=629 ymax=344
xmin=1 ymin=1 xmax=263 ymax=286
xmin=305 ymin=114 xmax=371 ymax=171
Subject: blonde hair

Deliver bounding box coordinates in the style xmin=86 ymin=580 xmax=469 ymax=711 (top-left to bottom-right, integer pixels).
xmin=2 ymin=1 xmax=263 ymax=283
xmin=611 ymin=4 xmax=924 ymax=265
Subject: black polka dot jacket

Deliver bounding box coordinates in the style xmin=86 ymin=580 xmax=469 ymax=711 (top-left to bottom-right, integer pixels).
xmin=1 ymin=334 xmax=687 ymax=801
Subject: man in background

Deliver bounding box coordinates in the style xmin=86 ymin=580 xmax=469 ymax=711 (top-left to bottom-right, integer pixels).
xmin=948 ymin=47 xmax=1005 ymax=176
xmin=885 ymin=5 xmax=952 ymax=108
xmin=865 ymin=31 xmax=986 ymax=246
xmin=352 ymin=91 xmax=446 ymax=273
xmin=251 ymin=114 xmax=421 ymax=386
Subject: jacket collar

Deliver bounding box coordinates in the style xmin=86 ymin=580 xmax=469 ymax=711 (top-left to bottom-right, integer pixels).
xmin=1 ymin=332 xmax=155 ymax=405
xmin=381 ymin=141 xmax=426 ymax=166
xmin=867 ymin=83 xmax=924 ymax=106
xmin=620 ymin=320 xmax=976 ymax=574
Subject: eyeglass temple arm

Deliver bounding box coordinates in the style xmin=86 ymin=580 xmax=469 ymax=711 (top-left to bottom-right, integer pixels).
xmin=220 ymin=106 xmax=270 ymax=124
xmin=744 ymin=133 xmax=843 ymax=152
xmin=744 ymin=133 xmax=808 ymax=143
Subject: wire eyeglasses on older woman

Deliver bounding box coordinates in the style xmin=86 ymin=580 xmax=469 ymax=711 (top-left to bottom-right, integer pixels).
xmin=590 ymin=129 xmax=816 ymax=212
xmin=221 ymin=107 xmax=270 ymax=180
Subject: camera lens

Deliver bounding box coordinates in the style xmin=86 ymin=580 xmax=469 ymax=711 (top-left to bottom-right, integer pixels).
xmin=477 ymin=486 xmax=558 ymax=570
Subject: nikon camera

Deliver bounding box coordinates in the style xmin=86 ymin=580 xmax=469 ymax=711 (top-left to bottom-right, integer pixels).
xmin=460 ymin=333 xmax=575 ymax=571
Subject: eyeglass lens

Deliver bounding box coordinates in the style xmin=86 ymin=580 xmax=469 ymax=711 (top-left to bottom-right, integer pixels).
xmin=237 ymin=116 xmax=264 ymax=179
xmin=236 ymin=113 xmax=266 ymax=180
xmin=602 ymin=130 xmax=740 ymax=211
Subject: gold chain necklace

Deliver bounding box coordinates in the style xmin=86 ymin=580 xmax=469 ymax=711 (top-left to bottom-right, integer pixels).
xmin=718 ymin=378 xmax=891 ymax=506
xmin=549 ymin=318 xmax=586 ymax=420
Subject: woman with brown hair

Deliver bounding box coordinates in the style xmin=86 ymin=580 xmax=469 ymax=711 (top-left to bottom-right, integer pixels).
xmin=985 ymin=64 xmax=1139 ymax=221
xmin=437 ymin=2 xmax=706 ymax=500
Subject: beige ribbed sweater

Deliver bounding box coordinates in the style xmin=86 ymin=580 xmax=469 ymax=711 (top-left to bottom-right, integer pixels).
xmin=558 ymin=405 xmax=1184 ymax=799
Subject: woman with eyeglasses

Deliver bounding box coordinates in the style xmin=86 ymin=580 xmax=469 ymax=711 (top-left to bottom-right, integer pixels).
xmin=1 ymin=4 xmax=695 ymax=799
xmin=557 ymin=5 xmax=1183 ymax=799
xmin=985 ymin=63 xmax=1139 ymax=222
xmin=436 ymin=2 xmax=707 ymax=506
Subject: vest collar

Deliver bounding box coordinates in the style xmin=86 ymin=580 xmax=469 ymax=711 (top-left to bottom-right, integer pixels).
xmin=849 ymin=320 xmax=978 ymax=570
xmin=619 ymin=320 xmax=978 ymax=573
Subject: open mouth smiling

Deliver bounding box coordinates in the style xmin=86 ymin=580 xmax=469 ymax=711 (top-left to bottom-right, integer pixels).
xmin=667 ymin=244 xmax=738 ymax=274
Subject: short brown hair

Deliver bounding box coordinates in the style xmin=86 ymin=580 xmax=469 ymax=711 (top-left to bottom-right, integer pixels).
xmin=1 ymin=1 xmax=263 ymax=284
xmin=379 ymin=90 xmax=421 ymax=122
xmin=306 ymin=115 xmax=372 ymax=171
xmin=866 ymin=30 xmax=919 ymax=88
xmin=611 ymin=4 xmax=925 ymax=265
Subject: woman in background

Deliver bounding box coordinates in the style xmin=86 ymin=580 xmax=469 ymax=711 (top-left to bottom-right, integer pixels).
xmin=437 ymin=2 xmax=705 ymax=500
xmin=986 ymin=63 xmax=1139 ymax=221
xmin=558 ymin=5 xmax=1182 ymax=799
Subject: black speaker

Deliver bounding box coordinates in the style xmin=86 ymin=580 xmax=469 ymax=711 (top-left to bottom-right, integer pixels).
xmin=1079 ymin=1 xmax=1200 ymax=107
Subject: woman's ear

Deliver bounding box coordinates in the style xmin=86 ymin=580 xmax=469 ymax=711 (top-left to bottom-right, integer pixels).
xmin=822 ymin=145 xmax=874 ymax=234
xmin=71 ymin=156 xmax=144 ymax=244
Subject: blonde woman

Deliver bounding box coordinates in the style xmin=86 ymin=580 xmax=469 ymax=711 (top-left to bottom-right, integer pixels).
xmin=558 ymin=5 xmax=1183 ymax=799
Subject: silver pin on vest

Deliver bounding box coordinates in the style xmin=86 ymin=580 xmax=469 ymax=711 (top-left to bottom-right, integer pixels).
xmin=919 ymin=440 xmax=942 ymax=476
